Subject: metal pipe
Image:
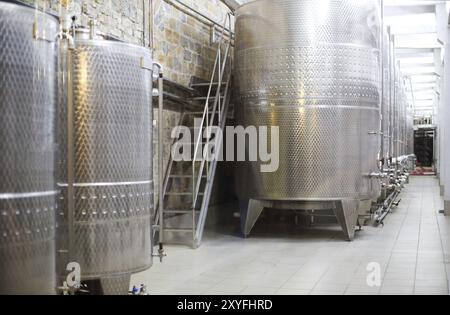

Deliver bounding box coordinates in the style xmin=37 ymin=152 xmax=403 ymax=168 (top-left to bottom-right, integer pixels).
xmin=393 ymin=38 xmax=400 ymax=179
xmin=408 ymin=76 xmax=416 ymax=110
xmin=376 ymin=189 xmax=400 ymax=225
xmin=142 ymin=0 xmax=146 ymax=46
xmin=380 ymin=0 xmax=385 ymax=166
xmin=163 ymin=0 xmax=234 ymax=36
xmin=149 ymin=0 xmax=154 ymax=53
xmin=66 ymin=40 xmax=75 ymax=265
xmin=153 ymin=62 xmax=164 ymax=245
xmin=375 ymin=184 xmax=400 ymax=221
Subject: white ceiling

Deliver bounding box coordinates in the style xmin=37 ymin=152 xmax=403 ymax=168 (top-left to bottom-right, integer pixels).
xmin=384 ymin=0 xmax=450 ymax=120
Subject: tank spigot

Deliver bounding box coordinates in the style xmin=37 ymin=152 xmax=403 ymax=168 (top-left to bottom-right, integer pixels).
xmin=152 ymin=242 xmax=167 ymax=263
xmin=139 ymin=284 xmax=149 ymax=295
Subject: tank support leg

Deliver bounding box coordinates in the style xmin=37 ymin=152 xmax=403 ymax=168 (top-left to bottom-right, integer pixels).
xmin=240 ymin=199 xmax=269 ymax=238
xmin=334 ymin=200 xmax=359 ymax=241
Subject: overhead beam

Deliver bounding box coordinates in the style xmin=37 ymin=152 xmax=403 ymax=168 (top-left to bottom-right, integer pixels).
xmin=395 ymin=48 xmax=436 ymax=59
xmin=411 ymin=88 xmax=437 ymax=92
xmin=395 ymin=47 xmax=436 ymax=53
xmin=406 ymin=72 xmax=441 ymax=77
xmin=410 ymin=79 xmax=438 ymax=83
xmin=399 ymin=62 xmax=436 ymax=67
xmin=409 ymin=81 xmax=437 ymax=85
xmin=384 ymin=5 xmax=436 ymax=17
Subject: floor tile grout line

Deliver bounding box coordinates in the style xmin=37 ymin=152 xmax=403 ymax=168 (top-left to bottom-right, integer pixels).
xmin=344 ymin=261 xmax=364 ymax=294
xmin=138 ymin=177 xmax=449 ymax=296
xmin=275 ymin=257 xmax=312 ymax=294
xmin=379 ymin=185 xmax=412 ymax=295
xmin=309 ymin=245 xmax=351 ymax=295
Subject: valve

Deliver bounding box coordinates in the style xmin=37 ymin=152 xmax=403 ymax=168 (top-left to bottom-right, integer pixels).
xmin=153 ymin=242 xmax=167 ymax=263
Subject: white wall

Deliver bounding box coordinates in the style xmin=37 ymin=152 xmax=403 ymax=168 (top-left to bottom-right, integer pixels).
xmin=436 ymin=3 xmax=450 ymax=213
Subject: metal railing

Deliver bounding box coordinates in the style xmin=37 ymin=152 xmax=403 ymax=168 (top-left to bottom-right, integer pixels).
xmin=191 ymin=13 xmax=233 ymax=247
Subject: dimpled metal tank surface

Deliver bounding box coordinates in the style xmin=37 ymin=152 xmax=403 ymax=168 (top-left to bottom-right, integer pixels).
xmin=57 ymin=34 xmax=153 ymax=294
xmin=235 ymin=0 xmax=382 ymax=240
xmin=0 ymin=2 xmax=58 ymax=294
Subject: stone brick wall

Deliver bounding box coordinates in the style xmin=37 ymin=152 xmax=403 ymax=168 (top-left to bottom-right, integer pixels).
xmin=19 ymin=0 xmax=149 ymax=45
xmin=153 ymin=0 xmax=229 ymax=85
xmin=22 ymin=0 xmax=230 ymax=85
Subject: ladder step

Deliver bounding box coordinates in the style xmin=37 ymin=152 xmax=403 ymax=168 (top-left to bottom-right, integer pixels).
xmin=164 ymin=210 xmax=201 ymax=214
xmin=163 ymin=229 xmax=195 ymax=234
xmin=170 ymin=175 xmax=207 ymax=179
xmin=191 ymin=82 xmax=228 ymax=87
xmin=165 ymin=192 xmax=191 ymax=196
xmin=165 ymin=192 xmax=204 ymax=196
xmin=172 ymin=160 xmax=204 ymax=164
xmin=171 ymin=143 xmax=209 ymax=147
xmin=187 ymin=127 xmax=222 ymax=131
xmin=191 ymin=96 xmax=225 ymax=101
xmin=184 ymin=111 xmax=221 ymax=115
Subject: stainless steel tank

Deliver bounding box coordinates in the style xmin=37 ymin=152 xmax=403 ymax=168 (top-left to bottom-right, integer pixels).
xmin=0 ymin=2 xmax=58 ymax=294
xmin=57 ymin=31 xmax=153 ymax=294
xmin=235 ymin=0 xmax=382 ymax=240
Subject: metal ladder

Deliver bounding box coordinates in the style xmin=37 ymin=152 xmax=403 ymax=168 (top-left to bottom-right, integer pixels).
xmin=157 ymin=13 xmax=233 ymax=248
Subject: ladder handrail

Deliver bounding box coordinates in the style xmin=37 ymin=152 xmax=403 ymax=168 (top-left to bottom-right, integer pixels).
xmin=193 ymin=18 xmax=232 ymax=247
xmin=192 ymin=13 xmax=232 ymax=209
xmin=191 ymin=15 xmax=229 ymax=167
xmin=192 ymin=43 xmax=231 ymax=209
xmin=195 ymin=74 xmax=232 ymax=247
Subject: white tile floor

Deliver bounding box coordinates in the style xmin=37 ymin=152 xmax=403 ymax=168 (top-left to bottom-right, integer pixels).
xmin=133 ymin=177 xmax=450 ymax=295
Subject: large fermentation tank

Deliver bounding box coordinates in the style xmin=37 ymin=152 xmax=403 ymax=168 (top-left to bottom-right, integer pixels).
xmin=0 ymin=2 xmax=58 ymax=294
xmin=235 ymin=0 xmax=382 ymax=240
xmin=57 ymin=31 xmax=154 ymax=294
